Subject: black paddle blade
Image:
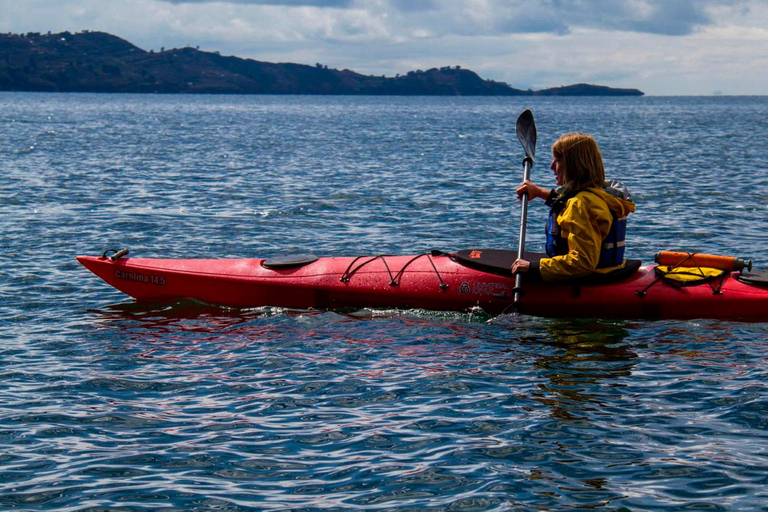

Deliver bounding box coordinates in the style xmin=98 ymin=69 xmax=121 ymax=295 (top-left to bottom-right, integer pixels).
xmin=516 ymin=109 xmax=537 ymax=161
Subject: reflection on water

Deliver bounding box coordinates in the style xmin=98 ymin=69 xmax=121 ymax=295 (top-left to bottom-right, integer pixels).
xmin=534 ymin=320 xmax=636 ymax=420
xmin=494 ymin=318 xmax=640 ymax=509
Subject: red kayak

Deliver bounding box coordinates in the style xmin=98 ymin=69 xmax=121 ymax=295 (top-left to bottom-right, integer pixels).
xmin=77 ymin=248 xmax=768 ymax=321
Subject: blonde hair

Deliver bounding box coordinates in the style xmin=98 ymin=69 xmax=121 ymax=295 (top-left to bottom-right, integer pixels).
xmin=552 ymin=133 xmax=605 ymax=195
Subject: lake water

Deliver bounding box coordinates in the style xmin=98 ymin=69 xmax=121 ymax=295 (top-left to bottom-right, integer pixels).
xmin=1 ymin=92 xmax=768 ymax=510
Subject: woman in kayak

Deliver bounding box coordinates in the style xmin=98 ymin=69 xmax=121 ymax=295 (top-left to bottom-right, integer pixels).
xmin=511 ymin=133 xmax=635 ymax=281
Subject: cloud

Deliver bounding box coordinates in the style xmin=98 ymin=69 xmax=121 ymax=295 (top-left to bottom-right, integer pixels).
xmin=157 ymin=0 xmax=353 ymax=6
xmin=575 ymin=0 xmax=711 ymax=36
xmin=149 ymin=0 xmax=716 ymax=36
xmin=387 ymin=0 xmax=717 ymax=38
xmin=387 ymin=0 xmax=437 ymax=12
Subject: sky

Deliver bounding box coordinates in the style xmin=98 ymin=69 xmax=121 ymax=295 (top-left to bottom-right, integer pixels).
xmin=1 ymin=0 xmax=767 ymax=95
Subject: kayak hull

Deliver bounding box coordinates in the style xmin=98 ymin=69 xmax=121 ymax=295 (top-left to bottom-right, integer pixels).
xmin=76 ymin=252 xmax=768 ymax=321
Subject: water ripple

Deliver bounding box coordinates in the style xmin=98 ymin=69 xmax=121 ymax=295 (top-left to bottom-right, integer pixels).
xmin=2 ymin=93 xmax=768 ymax=510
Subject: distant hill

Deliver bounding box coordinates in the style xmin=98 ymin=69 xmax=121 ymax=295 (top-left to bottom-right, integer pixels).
xmin=0 ymin=31 xmax=644 ymax=96
xmin=532 ymin=83 xmax=644 ymax=96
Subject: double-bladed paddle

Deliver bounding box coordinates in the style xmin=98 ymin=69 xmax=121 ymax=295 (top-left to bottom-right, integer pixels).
xmin=513 ymin=109 xmax=537 ymax=306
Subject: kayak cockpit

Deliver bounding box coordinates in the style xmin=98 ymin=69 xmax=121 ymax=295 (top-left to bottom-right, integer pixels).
xmin=452 ymin=248 xmax=642 ymax=285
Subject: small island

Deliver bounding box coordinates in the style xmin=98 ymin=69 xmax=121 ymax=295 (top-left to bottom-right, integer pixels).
xmin=0 ymin=31 xmax=644 ymax=96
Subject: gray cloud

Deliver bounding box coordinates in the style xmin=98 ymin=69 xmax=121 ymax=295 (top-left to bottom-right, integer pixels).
xmin=148 ymin=0 xmax=744 ymax=39
xmin=388 ymin=0 xmax=437 ymax=12
xmin=154 ymin=0 xmax=716 ymax=36
xmin=562 ymin=0 xmax=712 ymax=36
xmin=157 ymin=0 xmax=353 ymax=6
xmin=447 ymin=0 xmax=715 ymax=37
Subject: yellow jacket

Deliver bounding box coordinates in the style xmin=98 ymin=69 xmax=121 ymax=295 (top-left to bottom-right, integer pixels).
xmin=538 ymin=187 xmax=636 ymax=282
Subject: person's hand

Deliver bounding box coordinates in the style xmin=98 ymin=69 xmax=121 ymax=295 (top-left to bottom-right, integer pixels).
xmin=516 ymin=180 xmax=547 ymax=201
xmin=511 ymin=258 xmax=530 ymax=274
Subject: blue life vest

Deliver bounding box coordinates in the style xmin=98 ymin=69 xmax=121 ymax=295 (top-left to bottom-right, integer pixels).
xmin=545 ymin=190 xmax=627 ymax=268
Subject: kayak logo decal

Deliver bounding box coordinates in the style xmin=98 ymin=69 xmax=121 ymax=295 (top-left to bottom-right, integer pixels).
xmin=472 ymin=282 xmax=510 ymax=298
xmin=457 ymin=281 xmax=510 ymax=298
xmin=115 ymin=269 xmax=166 ymax=286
